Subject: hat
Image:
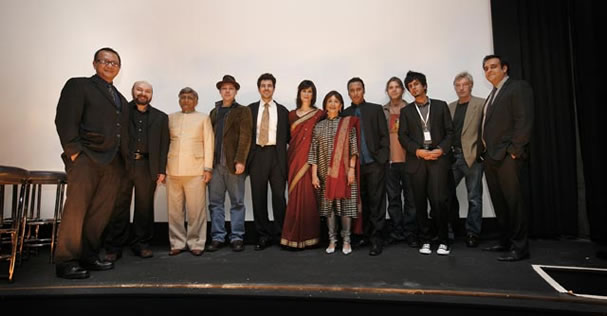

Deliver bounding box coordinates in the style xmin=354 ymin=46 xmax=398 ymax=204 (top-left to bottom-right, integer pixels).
xmin=216 ymin=74 xmax=240 ymax=90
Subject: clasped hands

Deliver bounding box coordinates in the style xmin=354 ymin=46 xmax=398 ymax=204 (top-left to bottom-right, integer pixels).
xmin=416 ymin=148 xmax=443 ymax=160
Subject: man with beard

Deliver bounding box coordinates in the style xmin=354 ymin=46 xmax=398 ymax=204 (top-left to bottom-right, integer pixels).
xmin=104 ymin=81 xmax=169 ymax=261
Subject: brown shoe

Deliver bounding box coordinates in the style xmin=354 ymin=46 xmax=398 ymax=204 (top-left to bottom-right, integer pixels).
xmin=168 ymin=249 xmax=184 ymax=256
xmin=191 ymin=249 xmax=204 ymax=256
xmin=139 ymin=248 xmax=154 ymax=258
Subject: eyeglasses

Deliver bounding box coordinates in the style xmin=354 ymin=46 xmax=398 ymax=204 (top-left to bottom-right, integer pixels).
xmin=96 ymin=59 xmax=120 ymax=67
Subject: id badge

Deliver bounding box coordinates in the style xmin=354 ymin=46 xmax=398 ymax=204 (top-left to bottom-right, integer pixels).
xmin=423 ymin=130 xmax=432 ymax=142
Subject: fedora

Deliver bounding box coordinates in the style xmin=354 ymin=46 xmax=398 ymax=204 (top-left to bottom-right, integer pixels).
xmin=216 ymin=74 xmax=240 ymax=90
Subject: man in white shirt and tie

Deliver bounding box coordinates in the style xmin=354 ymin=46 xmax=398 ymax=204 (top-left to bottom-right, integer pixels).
xmin=246 ymin=73 xmax=290 ymax=250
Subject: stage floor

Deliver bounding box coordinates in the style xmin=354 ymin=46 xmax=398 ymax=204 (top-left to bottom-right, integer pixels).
xmin=1 ymin=238 xmax=606 ymax=315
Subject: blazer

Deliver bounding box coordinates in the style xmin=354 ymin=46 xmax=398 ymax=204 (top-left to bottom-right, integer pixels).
xmin=448 ymin=95 xmax=485 ymax=167
xmin=124 ymin=102 xmax=170 ymax=177
xmin=210 ymin=102 xmax=252 ymax=174
xmin=341 ymin=101 xmax=390 ymax=164
xmin=55 ymin=75 xmax=129 ymax=165
xmin=246 ymin=101 xmax=290 ymax=178
xmin=166 ymin=111 xmax=214 ymax=176
xmin=398 ymin=98 xmax=454 ymax=173
xmin=481 ymin=78 xmax=534 ymax=161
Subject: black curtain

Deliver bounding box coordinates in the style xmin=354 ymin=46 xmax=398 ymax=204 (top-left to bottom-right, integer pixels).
xmin=490 ymin=0 xmax=604 ymax=240
xmin=569 ymin=1 xmax=606 ymax=242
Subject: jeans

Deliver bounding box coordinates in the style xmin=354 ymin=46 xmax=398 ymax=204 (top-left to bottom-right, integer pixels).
xmin=451 ymin=152 xmax=483 ymax=236
xmin=385 ymin=162 xmax=417 ymax=239
xmin=208 ymin=164 xmax=246 ymax=242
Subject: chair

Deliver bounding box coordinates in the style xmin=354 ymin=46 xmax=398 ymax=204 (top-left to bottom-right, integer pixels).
xmin=21 ymin=171 xmax=66 ymax=263
xmin=0 ymin=166 xmax=29 ymax=282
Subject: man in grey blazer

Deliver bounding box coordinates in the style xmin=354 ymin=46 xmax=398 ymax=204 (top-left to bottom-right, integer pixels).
xmin=448 ymin=72 xmax=485 ymax=248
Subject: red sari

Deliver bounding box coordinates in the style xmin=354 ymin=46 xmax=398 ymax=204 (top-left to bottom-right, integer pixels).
xmin=280 ymin=109 xmax=324 ymax=248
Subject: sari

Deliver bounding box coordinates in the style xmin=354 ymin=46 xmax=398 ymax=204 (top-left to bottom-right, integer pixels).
xmin=280 ymin=109 xmax=324 ymax=248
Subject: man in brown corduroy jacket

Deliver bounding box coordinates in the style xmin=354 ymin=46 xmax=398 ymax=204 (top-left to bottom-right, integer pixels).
xmin=207 ymin=75 xmax=252 ymax=253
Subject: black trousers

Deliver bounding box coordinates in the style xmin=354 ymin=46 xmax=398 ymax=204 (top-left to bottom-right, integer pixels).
xmin=55 ymin=154 xmax=123 ymax=264
xmin=360 ymin=162 xmax=387 ymax=243
xmin=104 ymin=159 xmax=157 ymax=253
xmin=483 ymin=155 xmax=528 ymax=253
xmin=408 ymin=157 xmax=451 ymax=244
xmin=249 ymin=146 xmax=287 ymax=242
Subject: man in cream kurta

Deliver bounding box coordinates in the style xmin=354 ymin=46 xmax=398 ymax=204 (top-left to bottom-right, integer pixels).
xmin=166 ymin=87 xmax=214 ymax=256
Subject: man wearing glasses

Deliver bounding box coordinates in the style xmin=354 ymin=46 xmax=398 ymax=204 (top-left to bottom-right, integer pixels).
xmin=54 ymin=47 xmax=129 ymax=279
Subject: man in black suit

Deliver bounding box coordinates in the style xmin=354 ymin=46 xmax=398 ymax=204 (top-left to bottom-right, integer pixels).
xmin=54 ymin=47 xmax=129 ymax=279
xmin=247 ymin=73 xmax=290 ymax=250
xmin=341 ymin=77 xmax=389 ymax=256
xmin=480 ymin=55 xmax=534 ymax=261
xmin=103 ymin=81 xmax=169 ymax=261
xmin=398 ymin=71 xmax=454 ymax=256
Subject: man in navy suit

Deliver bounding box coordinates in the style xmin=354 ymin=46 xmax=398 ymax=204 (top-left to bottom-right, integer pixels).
xmin=480 ymin=55 xmax=534 ymax=261
xmin=54 ymin=47 xmax=129 ymax=279
xmin=247 ymin=73 xmax=290 ymax=250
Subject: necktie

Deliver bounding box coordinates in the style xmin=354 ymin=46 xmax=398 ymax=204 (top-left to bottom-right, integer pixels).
xmin=258 ymin=103 xmax=270 ymax=146
xmin=108 ymin=84 xmax=120 ymax=110
xmin=482 ymin=87 xmax=498 ymax=146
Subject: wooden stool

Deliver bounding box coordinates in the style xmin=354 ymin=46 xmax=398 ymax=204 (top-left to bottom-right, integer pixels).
xmin=22 ymin=171 xmax=67 ymax=263
xmin=0 ymin=166 xmax=29 ymax=282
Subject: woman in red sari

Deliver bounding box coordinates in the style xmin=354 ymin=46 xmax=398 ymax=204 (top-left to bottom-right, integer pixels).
xmin=280 ymin=80 xmax=324 ymax=248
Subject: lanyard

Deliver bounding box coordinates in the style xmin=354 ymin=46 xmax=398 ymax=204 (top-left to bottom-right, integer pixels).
xmin=414 ymin=99 xmax=431 ymax=128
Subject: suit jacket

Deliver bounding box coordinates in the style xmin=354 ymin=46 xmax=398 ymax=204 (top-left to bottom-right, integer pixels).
xmin=166 ymin=111 xmax=214 ymax=176
xmin=398 ymin=98 xmax=454 ymax=173
xmin=341 ymin=101 xmax=390 ymax=164
xmin=55 ymin=75 xmax=129 ymax=165
xmin=124 ymin=102 xmax=170 ymax=177
xmin=481 ymin=78 xmax=534 ymax=161
xmin=448 ymin=95 xmax=485 ymax=167
xmin=209 ymin=102 xmax=252 ymax=174
xmin=246 ymin=101 xmax=290 ymax=178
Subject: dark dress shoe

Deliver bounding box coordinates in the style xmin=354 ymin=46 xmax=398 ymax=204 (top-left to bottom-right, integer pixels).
xmin=206 ymin=240 xmax=224 ymax=252
xmin=56 ymin=264 xmax=89 ymax=279
xmin=132 ymin=248 xmax=154 ymax=258
xmin=190 ymin=249 xmax=204 ymax=256
xmin=369 ymin=243 xmax=383 ymax=256
xmin=231 ymin=240 xmax=244 ymax=252
xmin=168 ymin=249 xmax=184 ymax=256
xmin=406 ymin=235 xmax=420 ymax=248
xmin=482 ymin=244 xmax=508 ymax=252
xmin=104 ymin=251 xmax=122 ymax=262
xmin=466 ymin=235 xmax=479 ymax=248
xmin=255 ymin=239 xmax=271 ymax=251
xmin=497 ymin=250 xmax=530 ymax=262
xmin=80 ymin=259 xmax=114 ymax=271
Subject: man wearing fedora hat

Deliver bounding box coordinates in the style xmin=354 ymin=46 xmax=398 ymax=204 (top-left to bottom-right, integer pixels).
xmin=207 ymin=75 xmax=253 ymax=252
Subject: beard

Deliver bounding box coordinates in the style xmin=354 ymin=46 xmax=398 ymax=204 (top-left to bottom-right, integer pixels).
xmin=135 ymin=95 xmax=151 ymax=106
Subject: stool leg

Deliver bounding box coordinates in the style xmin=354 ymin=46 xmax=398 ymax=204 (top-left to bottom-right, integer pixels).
xmin=17 ymin=182 xmax=30 ymax=266
xmin=8 ymin=230 xmax=17 ymax=282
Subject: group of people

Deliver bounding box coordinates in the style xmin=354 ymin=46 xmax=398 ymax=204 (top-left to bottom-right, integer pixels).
xmin=53 ymin=47 xmax=533 ymax=280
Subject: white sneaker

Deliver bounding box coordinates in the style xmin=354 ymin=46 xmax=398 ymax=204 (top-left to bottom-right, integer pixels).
xmin=326 ymin=242 xmax=336 ymax=254
xmin=342 ymin=242 xmax=352 ymax=255
xmin=419 ymin=243 xmax=432 ymax=255
xmin=437 ymin=244 xmax=451 ymax=255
